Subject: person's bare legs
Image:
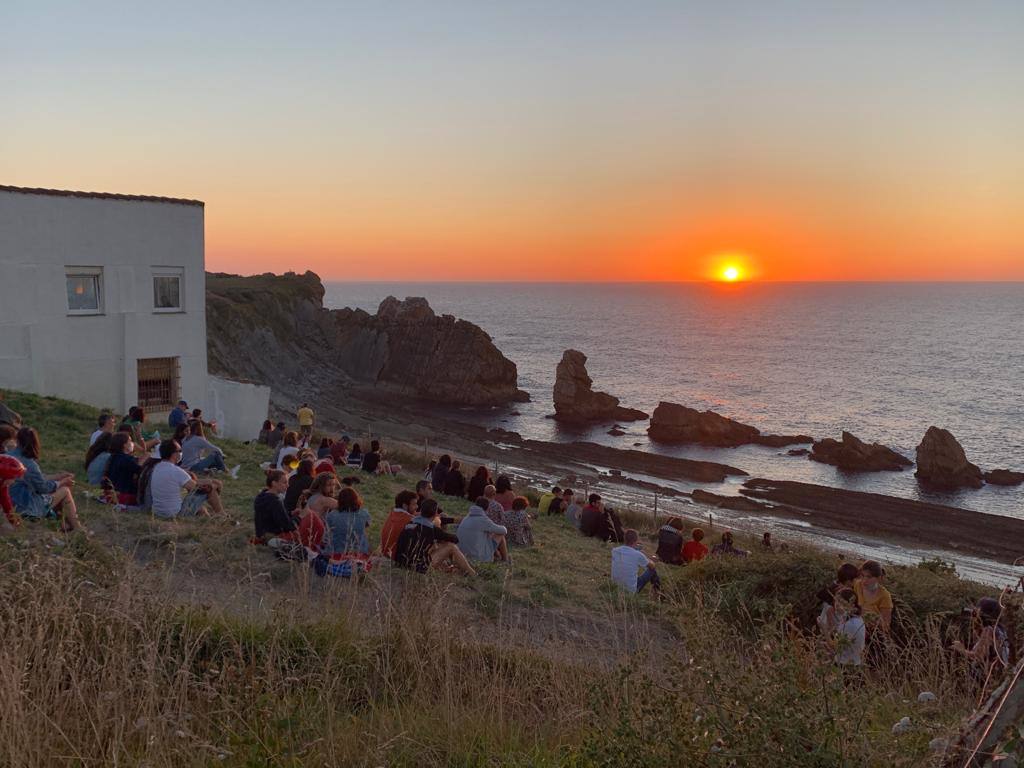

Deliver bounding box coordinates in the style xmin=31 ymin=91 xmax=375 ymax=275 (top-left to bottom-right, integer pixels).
xmin=431 ymin=542 xmax=476 ymax=576
xmin=492 ymin=535 xmax=508 ymax=562
xmin=202 ymin=484 xmax=224 ymax=515
xmin=52 ymin=486 xmax=84 ymax=532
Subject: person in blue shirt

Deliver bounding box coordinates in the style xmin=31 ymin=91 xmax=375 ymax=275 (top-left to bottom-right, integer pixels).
xmin=8 ymin=427 xmax=85 ymax=533
xmin=168 ymin=400 xmax=189 ymax=429
xmin=321 ymin=486 xmax=371 ymax=557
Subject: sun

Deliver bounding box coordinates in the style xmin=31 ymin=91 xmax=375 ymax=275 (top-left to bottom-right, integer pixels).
xmin=721 ymin=265 xmax=741 ymax=282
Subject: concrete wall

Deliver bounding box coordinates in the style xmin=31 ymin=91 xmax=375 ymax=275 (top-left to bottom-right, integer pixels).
xmin=207 ymin=376 xmax=270 ymax=441
xmin=0 ymin=189 xmax=207 ymax=414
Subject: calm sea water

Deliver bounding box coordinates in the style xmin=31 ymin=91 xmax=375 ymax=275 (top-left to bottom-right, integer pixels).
xmin=324 ymin=282 xmax=1024 ymax=521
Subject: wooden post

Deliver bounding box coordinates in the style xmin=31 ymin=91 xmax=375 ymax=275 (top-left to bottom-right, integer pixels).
xmin=708 ymin=513 xmax=713 ymax=532
xmin=653 ymin=493 xmax=658 ymax=523
xmin=423 ymin=438 xmax=428 ymax=465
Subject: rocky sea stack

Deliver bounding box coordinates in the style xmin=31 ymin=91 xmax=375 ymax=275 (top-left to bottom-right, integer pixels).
xmin=914 ymin=426 xmax=983 ymax=489
xmin=206 ymin=271 xmax=528 ymax=407
xmin=810 ymin=431 xmax=913 ymax=472
xmin=647 ymin=401 xmax=812 ymax=448
xmin=552 ymin=349 xmax=647 ymax=424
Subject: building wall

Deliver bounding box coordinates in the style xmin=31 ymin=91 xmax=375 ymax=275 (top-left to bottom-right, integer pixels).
xmin=207 ymin=376 xmax=271 ymax=441
xmin=0 ymin=190 xmax=207 ymax=415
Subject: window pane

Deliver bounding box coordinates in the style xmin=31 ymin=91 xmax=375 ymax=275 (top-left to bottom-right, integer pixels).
xmin=66 ymin=275 xmax=99 ymax=311
xmin=153 ymin=276 xmax=181 ymax=309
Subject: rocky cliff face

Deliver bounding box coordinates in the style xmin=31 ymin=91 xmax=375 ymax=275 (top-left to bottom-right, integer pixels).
xmin=206 ymin=271 xmax=527 ymax=407
xmin=552 ymin=349 xmax=647 ymax=424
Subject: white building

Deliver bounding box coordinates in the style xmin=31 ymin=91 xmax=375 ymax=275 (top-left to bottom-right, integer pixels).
xmin=0 ymin=184 xmax=268 ymax=440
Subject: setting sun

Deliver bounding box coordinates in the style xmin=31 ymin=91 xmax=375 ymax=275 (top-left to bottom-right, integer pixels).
xmin=722 ymin=265 xmax=740 ymax=282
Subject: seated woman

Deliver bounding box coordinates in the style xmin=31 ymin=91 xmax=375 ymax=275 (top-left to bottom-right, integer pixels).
xmin=952 ymin=597 xmax=1010 ymax=681
xmin=320 ymin=487 xmax=372 ymax=571
xmin=180 ymin=421 xmax=228 ymax=474
xmin=501 ymin=495 xmax=534 ymax=547
xmin=257 ymin=419 xmax=273 ymax=445
xmin=442 ymin=460 xmax=466 ymax=496
xmin=121 ymin=406 xmax=160 ymax=452
xmin=317 ymin=437 xmax=333 ymax=460
xmin=493 ymin=475 xmax=516 ymax=511
xmin=8 ymin=427 xmax=84 ymax=533
xmin=105 ymin=432 xmax=143 ymax=505
xmin=275 ymin=431 xmax=301 ymax=470
xmin=346 ymin=442 xmax=363 ymax=468
xmin=253 ymin=469 xmax=297 ymax=542
xmin=655 ymin=517 xmax=685 ymax=565
xmin=284 ymin=458 xmax=316 ymax=513
xmin=85 ymin=432 xmax=114 ymax=486
xmin=466 ymin=465 xmax=491 ymax=501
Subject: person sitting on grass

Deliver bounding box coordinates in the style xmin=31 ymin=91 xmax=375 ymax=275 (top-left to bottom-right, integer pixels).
xmin=329 ymin=435 xmax=350 ymax=466
xmin=611 ymin=529 xmax=660 ymax=596
xmin=854 ymin=560 xmax=893 ymax=634
xmin=346 ymin=442 xmax=363 ymax=468
xmin=415 ymin=479 xmax=433 ymax=510
xmin=493 ymin=475 xmax=516 ymax=511
xmin=815 ymin=562 xmax=861 ymax=635
xmin=295 ymin=490 xmax=324 ymax=555
xmin=322 ymin=486 xmax=372 ymax=568
xmin=275 ymin=431 xmax=301 ymax=470
xmin=395 ymin=499 xmax=475 ymax=576
xmin=442 ymin=459 xmax=467 ymax=497
xmin=8 ymin=426 xmax=84 ymax=533
xmin=266 ymin=421 xmax=286 ymax=450
xmin=457 ymin=496 xmax=509 ymax=563
xmin=655 ymin=517 xmax=686 ymax=565
xmin=682 ymin=528 xmax=708 ymax=562
xmin=104 ymin=432 xmax=143 ymax=505
xmin=537 ymin=485 xmax=561 ymax=516
xmin=952 ymin=597 xmax=1010 ymax=675
xmin=180 ymin=421 xmax=231 ymax=475
xmin=562 ymin=488 xmax=581 ymax=528
xmin=0 ymin=423 xmax=17 ymax=453
xmin=316 ymin=437 xmax=333 ymax=460
xmin=85 ymin=432 xmax=114 ymax=486
xmin=258 ymin=419 xmax=273 ymax=445
xmin=431 ymin=454 xmax=452 ymax=491
xmin=168 ymin=400 xmax=189 ymax=429
xmin=482 ymin=484 xmax=505 ymax=525
xmin=580 ymin=494 xmax=623 ymax=542
xmin=145 ymin=439 xmax=223 ymax=519
xmin=253 ymin=468 xmax=298 ymax=542
xmin=122 ymin=406 xmax=159 ymax=452
xmin=361 ymin=439 xmax=401 ymax=475
xmin=284 ymin=458 xmax=315 ymax=513
xmin=0 ymin=454 xmax=26 ymax=529
xmin=90 ymin=413 xmax=115 ymax=446
xmin=501 ymin=495 xmax=534 ymax=547
xmin=711 ymin=531 xmax=748 ymax=557
xmin=466 ymin=465 xmax=491 ymax=501
xmin=832 ymin=588 xmax=866 ymax=667
xmin=381 ymin=489 xmax=418 ymax=559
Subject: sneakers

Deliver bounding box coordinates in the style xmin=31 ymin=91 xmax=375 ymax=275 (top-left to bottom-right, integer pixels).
xmin=229 ymin=464 xmax=241 ymax=480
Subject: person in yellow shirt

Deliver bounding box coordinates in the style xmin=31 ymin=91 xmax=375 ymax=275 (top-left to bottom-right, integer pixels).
xmin=297 ymin=403 xmax=315 ymax=439
xmin=853 ymin=560 xmax=893 ymax=633
xmin=536 ymin=485 xmax=561 ymax=516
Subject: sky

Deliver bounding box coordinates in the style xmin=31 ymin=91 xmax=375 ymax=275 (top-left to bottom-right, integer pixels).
xmin=2 ymin=1 xmax=1023 ymax=281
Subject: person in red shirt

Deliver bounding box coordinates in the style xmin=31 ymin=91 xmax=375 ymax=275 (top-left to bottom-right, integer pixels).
xmin=681 ymin=528 xmax=709 ymax=563
xmin=0 ymin=454 xmax=26 ymax=528
xmin=380 ymin=490 xmax=418 ymax=559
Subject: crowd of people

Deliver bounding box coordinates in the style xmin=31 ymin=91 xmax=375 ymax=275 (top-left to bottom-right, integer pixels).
xmin=0 ymin=394 xmax=1012 ymax=686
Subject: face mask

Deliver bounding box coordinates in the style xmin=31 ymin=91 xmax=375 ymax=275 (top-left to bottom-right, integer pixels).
xmin=865 ymin=581 xmax=879 ymax=593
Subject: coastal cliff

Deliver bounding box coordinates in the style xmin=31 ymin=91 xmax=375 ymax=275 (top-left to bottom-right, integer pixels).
xmin=206 ymin=271 xmax=527 ymax=407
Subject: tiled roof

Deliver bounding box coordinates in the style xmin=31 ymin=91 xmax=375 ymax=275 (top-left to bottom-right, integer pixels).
xmin=0 ymin=184 xmax=204 ymax=207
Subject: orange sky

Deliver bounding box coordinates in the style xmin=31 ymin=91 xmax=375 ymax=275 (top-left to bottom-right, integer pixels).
xmin=3 ymin=3 xmax=1023 ymax=281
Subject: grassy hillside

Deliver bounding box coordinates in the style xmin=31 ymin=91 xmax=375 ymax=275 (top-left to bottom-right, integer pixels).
xmin=0 ymin=390 xmax=1009 ymax=767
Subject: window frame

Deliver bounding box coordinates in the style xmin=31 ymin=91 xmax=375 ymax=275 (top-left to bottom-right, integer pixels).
xmin=152 ymin=267 xmax=185 ymax=313
xmin=65 ymin=266 xmax=105 ymax=316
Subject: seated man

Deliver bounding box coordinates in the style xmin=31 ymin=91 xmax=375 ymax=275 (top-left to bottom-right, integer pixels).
xmin=380 ymin=490 xmax=418 ymax=559
xmin=682 ymin=528 xmax=709 ymax=562
xmin=457 ymin=496 xmax=509 ymax=562
xmin=147 ymin=439 xmax=220 ymax=519
xmin=579 ymin=494 xmax=623 ymax=542
xmin=711 ymin=531 xmax=748 ymax=557
xmin=561 ymin=488 xmax=580 ymax=528
xmin=394 ymin=499 xmax=475 ymax=576
xmin=253 ymin=468 xmax=298 ymax=542
xmin=611 ymin=529 xmax=661 ymax=596
xmin=656 ymin=517 xmax=686 ymax=565
xmin=537 ymin=485 xmax=561 ymax=516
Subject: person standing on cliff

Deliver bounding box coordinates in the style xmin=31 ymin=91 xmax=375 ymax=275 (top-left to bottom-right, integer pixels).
xmin=297 ymin=403 xmax=315 ymax=440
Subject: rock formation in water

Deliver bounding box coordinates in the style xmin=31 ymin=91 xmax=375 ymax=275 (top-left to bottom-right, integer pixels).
xmin=647 ymin=401 xmax=812 ymax=448
xmin=809 ymin=431 xmax=913 ymax=472
xmin=982 ymin=469 xmax=1024 ymax=486
xmin=206 ymin=271 xmax=528 ymax=407
xmin=552 ymin=349 xmax=647 ymax=424
xmin=914 ymin=426 xmax=984 ymax=489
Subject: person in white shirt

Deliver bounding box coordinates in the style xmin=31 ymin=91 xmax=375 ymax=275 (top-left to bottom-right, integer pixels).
xmin=89 ymin=413 xmax=115 ymax=446
xmin=611 ymin=529 xmax=661 ymax=595
xmin=145 ymin=440 xmax=221 ymax=518
xmin=832 ymin=588 xmax=866 ymax=666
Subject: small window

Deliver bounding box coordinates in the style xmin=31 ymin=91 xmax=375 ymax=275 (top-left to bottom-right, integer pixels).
xmin=137 ymin=357 xmax=180 ymax=410
xmin=153 ymin=268 xmax=184 ymax=312
xmin=66 ymin=268 xmax=103 ymax=314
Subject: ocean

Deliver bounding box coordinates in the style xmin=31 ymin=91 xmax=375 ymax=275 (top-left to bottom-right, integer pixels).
xmin=324 ymin=282 xmax=1024 ymax=523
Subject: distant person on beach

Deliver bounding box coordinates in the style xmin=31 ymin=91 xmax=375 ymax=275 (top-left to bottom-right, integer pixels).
xmin=681 ymin=528 xmax=708 ymax=562
xmin=395 ymin=499 xmax=475 ymax=575
xmin=381 ymin=490 xmax=418 ymax=559
xmin=168 ymin=400 xmax=189 ymax=429
xmin=832 ymin=588 xmax=866 ymax=666
xmin=611 ymin=529 xmax=661 ymax=596
xmin=457 ymin=496 xmax=509 ymax=562
xmin=431 ymin=454 xmax=451 ymax=491
xmin=254 ymin=469 xmax=298 ymax=542
xmin=443 ymin=460 xmax=467 ymax=497
xmin=815 ymin=563 xmax=861 ymax=635
xmin=258 ymin=420 xmax=273 ymax=445
xmin=297 ymin=403 xmax=315 ymax=439
xmin=501 ymin=496 xmax=534 ymax=547
xmin=493 ymin=475 xmax=516 ymax=511
xmin=537 ymin=485 xmax=561 ymax=516
xmin=711 ymin=531 xmax=748 ymax=557
xmin=90 ymin=413 xmax=115 ymax=446
xmin=854 ymin=560 xmax=893 ymax=633
xmin=656 ymin=517 xmax=686 ymax=565
xmin=466 ymin=465 xmax=491 ymax=501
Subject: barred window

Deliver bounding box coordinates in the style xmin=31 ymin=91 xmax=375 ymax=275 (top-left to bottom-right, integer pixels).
xmin=137 ymin=357 xmax=179 ymax=410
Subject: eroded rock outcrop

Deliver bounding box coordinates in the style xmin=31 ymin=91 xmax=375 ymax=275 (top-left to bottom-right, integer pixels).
xmin=810 ymin=431 xmax=913 ymax=472
xmin=647 ymin=401 xmax=812 ymax=448
xmin=206 ymin=271 xmax=528 ymax=407
xmin=982 ymin=469 xmax=1024 ymax=487
xmin=552 ymin=350 xmax=647 ymax=424
xmin=915 ymin=426 xmax=983 ymax=489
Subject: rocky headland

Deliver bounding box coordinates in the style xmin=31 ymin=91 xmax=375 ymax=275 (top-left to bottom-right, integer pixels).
xmin=915 ymin=426 xmax=984 ymax=489
xmin=809 ymin=431 xmax=913 ymax=472
xmin=551 ymin=349 xmax=647 ymax=424
xmin=647 ymin=401 xmax=812 ymax=448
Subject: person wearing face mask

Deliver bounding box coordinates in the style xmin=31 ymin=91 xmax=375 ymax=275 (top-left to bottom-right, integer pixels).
xmin=853 ymin=560 xmax=893 ymax=633
xmin=253 ymin=468 xmax=298 ymax=544
xmin=104 ymin=432 xmax=143 ymax=505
